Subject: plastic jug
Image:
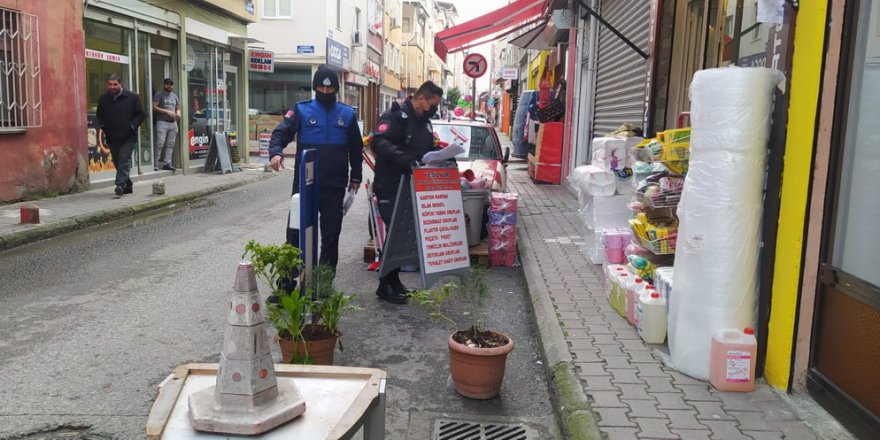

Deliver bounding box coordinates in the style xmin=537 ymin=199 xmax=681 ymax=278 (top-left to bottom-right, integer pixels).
xmin=709 ymin=328 xmax=757 ymax=392
xmin=609 ymin=270 xmax=626 ymax=312
xmin=604 ymin=264 xmax=626 ymax=302
xmin=635 ymin=283 xmax=655 ymax=324
xmin=615 ymin=273 xmax=630 ymax=317
xmin=636 ymin=291 xmax=667 ymax=344
xmin=626 ymin=278 xmax=645 ymax=325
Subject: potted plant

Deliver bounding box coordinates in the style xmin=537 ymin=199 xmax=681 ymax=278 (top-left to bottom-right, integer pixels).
xmin=408 ymin=267 xmax=515 ymax=399
xmin=243 ymin=240 xmax=357 ymax=365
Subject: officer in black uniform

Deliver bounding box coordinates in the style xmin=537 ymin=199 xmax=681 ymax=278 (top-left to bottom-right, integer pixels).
xmin=268 ymin=65 xmax=363 ymax=279
xmin=371 ymin=81 xmax=444 ymax=304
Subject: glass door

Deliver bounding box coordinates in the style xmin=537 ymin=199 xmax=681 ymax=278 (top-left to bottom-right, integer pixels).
xmin=809 ymin=0 xmax=880 ymax=438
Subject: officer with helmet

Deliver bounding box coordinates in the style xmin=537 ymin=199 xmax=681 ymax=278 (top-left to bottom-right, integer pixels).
xmin=268 ymin=65 xmax=363 ymax=280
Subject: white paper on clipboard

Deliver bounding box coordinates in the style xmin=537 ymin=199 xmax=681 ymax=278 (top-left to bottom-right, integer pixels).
xmin=342 ymin=188 xmax=356 ymax=215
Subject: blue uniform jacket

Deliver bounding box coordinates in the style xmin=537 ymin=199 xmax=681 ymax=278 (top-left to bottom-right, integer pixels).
xmin=268 ymin=99 xmax=363 ymax=192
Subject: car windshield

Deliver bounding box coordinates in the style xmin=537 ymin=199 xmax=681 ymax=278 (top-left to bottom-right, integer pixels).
xmin=432 ymin=124 xmax=499 ymax=161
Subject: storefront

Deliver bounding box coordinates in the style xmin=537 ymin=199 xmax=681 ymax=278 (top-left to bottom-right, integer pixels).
xmin=84 ymin=0 xmax=252 ymax=177
xmin=184 ymin=37 xmax=243 ymax=164
xmin=803 ymin=0 xmax=880 ymax=436
xmin=84 ymin=4 xmax=180 ymax=182
xmin=344 ymin=72 xmax=369 ymax=123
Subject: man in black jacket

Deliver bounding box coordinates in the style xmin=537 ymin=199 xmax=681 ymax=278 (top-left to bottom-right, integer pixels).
xmin=370 ymin=81 xmax=443 ymax=303
xmin=96 ymin=73 xmax=145 ymax=196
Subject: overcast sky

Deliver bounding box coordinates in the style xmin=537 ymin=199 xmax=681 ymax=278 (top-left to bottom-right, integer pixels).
xmin=451 ymin=0 xmax=509 ymax=93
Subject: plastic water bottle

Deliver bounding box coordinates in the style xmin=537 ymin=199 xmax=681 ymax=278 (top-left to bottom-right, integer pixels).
xmin=636 ymin=291 xmax=667 ymax=344
xmin=626 ymin=278 xmax=644 ymax=325
xmin=709 ymin=328 xmax=757 ymax=392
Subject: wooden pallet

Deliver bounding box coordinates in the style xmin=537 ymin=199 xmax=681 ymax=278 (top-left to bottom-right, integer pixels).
xmin=469 ymin=241 xmax=489 ymax=268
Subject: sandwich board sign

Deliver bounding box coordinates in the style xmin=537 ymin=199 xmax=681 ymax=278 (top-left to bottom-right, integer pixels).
xmin=378 ymin=165 xmax=470 ymax=288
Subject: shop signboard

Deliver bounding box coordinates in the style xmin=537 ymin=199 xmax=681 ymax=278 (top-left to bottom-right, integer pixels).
xmin=248 ymin=49 xmax=274 ymax=73
xmin=366 ymin=60 xmax=382 ymax=82
xmin=501 ymin=67 xmax=518 ymax=80
xmin=345 ymin=72 xmax=369 ymax=87
xmin=326 ymin=38 xmax=350 ymax=69
xmin=297 ymin=45 xmax=315 ymax=54
xmin=85 ymin=49 xmax=129 ymax=64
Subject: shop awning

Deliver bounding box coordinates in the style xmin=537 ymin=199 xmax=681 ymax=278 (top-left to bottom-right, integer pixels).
xmin=434 ymin=0 xmax=548 ymax=62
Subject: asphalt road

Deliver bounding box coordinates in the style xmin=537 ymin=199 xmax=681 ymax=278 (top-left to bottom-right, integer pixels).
xmin=0 ymin=174 xmax=559 ymax=439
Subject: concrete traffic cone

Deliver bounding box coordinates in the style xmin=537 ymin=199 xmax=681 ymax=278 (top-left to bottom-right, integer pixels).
xmin=188 ymin=261 xmax=305 ymax=435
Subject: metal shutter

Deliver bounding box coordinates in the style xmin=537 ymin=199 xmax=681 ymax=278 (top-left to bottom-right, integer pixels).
xmin=591 ymin=0 xmax=651 ymax=137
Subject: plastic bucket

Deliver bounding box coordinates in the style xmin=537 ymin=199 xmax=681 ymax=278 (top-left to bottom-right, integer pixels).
xmin=603 ymin=231 xmax=628 ymax=248
xmin=461 ymin=189 xmax=490 ymax=246
xmin=604 ymin=247 xmax=626 ymax=264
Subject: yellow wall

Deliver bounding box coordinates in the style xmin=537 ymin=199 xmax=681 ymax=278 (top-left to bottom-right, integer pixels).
xmin=765 ymin=2 xmax=828 ymax=389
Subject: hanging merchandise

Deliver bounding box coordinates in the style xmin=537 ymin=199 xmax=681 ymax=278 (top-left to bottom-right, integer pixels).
xmin=667 ymin=67 xmax=785 ymax=381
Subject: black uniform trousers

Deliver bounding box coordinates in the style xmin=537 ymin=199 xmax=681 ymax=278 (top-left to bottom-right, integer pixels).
xmin=286 ymin=186 xmax=346 ymax=271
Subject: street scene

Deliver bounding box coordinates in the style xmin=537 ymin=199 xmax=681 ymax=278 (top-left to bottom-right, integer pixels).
xmin=0 ymin=0 xmax=878 ymax=439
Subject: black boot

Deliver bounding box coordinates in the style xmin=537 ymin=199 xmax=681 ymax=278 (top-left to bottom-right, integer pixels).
xmin=376 ymin=272 xmax=407 ymax=304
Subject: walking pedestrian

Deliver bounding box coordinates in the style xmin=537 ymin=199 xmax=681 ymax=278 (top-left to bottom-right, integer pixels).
xmin=370 ymin=80 xmax=444 ymax=304
xmin=152 ymin=78 xmax=180 ymax=171
xmin=96 ymin=73 xmax=145 ymax=196
xmin=268 ymin=65 xmax=363 ymax=280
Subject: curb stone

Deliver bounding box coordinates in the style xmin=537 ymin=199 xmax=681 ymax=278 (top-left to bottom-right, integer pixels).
xmin=519 ymin=237 xmax=602 ymax=440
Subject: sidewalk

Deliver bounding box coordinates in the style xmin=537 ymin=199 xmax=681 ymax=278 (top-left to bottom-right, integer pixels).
xmin=502 ymin=137 xmax=852 ymax=438
xmin=0 ymin=165 xmax=279 ymax=251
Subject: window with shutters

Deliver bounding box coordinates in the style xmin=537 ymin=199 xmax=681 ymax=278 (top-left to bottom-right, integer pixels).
xmin=0 ymin=7 xmax=41 ymax=131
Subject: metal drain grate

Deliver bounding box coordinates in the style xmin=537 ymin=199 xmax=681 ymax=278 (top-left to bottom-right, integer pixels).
xmin=434 ymin=418 xmax=532 ymax=440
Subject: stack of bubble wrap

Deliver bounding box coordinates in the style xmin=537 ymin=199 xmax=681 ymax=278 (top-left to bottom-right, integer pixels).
xmin=488 ymin=193 xmax=519 ymax=266
xmin=668 ymin=67 xmax=783 ymax=380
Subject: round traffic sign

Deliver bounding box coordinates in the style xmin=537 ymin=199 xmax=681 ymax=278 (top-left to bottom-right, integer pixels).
xmin=463 ymin=53 xmax=488 ymax=79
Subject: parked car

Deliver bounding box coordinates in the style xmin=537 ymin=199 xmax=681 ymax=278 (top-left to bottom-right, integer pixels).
xmin=431 ymin=119 xmax=510 ymax=192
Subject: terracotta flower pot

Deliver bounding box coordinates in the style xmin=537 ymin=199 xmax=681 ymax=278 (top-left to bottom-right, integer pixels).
xmin=447 ymin=331 xmax=515 ymax=399
xmin=275 ymin=324 xmax=338 ymax=365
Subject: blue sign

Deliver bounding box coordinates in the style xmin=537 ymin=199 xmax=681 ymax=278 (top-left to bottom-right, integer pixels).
xmin=326 ymin=38 xmax=349 ymax=69
xmin=297 ymin=45 xmax=315 ymax=54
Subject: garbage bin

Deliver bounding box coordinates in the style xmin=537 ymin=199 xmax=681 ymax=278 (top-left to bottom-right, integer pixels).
xmin=461 ymin=188 xmax=490 ymax=246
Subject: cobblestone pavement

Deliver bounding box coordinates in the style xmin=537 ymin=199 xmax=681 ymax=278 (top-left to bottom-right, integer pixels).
xmin=502 ymin=135 xmax=848 ymax=439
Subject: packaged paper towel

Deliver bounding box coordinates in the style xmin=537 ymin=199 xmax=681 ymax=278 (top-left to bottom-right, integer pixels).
xmin=591 ymin=136 xmax=643 ymax=171
xmin=579 ymin=195 xmax=632 ymax=230
xmin=668 ymin=67 xmax=783 ymax=380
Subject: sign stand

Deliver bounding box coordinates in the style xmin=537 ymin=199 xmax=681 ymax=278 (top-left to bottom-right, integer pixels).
xmin=378 ymin=165 xmax=470 ymax=288
xmin=298 ymin=149 xmax=319 ymax=288
xmin=204 ymin=131 xmax=241 ymax=174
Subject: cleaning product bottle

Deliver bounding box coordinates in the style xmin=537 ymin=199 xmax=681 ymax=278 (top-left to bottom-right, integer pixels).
xmin=616 ymin=273 xmax=631 ymax=318
xmin=636 ymin=291 xmax=667 ymax=344
xmin=709 ymin=327 xmax=757 ymax=392
xmin=626 ymin=278 xmax=645 ymax=325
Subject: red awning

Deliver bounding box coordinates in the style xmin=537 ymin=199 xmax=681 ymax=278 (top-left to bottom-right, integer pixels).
xmin=434 ymin=0 xmax=548 ymax=62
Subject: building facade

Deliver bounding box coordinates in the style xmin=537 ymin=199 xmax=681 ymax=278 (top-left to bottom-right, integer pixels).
xmin=0 ymin=0 xmax=87 ymax=202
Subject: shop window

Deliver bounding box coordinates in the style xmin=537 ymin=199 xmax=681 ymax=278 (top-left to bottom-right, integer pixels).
xmin=263 ymin=0 xmax=291 ymax=19
xmin=0 ymin=8 xmax=41 ymax=131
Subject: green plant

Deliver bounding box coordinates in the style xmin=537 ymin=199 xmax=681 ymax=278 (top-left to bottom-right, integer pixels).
xmin=409 ymin=267 xmax=505 ymax=348
xmin=242 ymin=240 xmax=359 ymax=362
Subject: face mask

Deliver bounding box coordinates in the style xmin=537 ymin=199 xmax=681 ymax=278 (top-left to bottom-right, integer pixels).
xmin=315 ymin=91 xmax=336 ymax=106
